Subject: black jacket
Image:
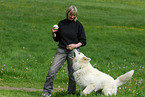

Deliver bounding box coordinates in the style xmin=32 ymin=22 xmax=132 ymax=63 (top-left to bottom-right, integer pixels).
xmin=53 ymin=19 xmax=86 ymax=49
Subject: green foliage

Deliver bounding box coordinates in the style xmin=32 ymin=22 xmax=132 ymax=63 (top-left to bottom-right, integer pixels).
xmin=0 ymin=0 xmax=145 ymax=96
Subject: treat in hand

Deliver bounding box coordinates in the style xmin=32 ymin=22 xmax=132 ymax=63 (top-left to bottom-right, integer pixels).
xmin=53 ymin=24 xmax=59 ymax=30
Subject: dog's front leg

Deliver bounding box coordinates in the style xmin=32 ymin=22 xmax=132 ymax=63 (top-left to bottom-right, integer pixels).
xmin=83 ymin=84 xmax=96 ymax=95
xmin=80 ymin=87 xmax=83 ymax=96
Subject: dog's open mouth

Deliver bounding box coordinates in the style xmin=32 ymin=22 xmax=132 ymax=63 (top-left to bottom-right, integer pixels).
xmin=69 ymin=51 xmax=76 ymax=59
xmin=73 ymin=52 xmax=76 ymax=58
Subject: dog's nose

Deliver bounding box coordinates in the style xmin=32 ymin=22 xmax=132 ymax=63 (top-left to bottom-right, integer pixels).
xmin=73 ymin=49 xmax=77 ymax=52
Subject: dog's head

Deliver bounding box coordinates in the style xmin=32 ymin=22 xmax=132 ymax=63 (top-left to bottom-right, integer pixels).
xmin=72 ymin=49 xmax=91 ymax=63
xmin=72 ymin=49 xmax=91 ymax=71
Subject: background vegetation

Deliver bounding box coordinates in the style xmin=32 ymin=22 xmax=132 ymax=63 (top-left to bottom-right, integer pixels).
xmin=0 ymin=0 xmax=145 ymax=96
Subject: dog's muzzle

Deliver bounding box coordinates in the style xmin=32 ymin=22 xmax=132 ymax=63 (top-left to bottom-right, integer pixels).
xmin=69 ymin=51 xmax=76 ymax=59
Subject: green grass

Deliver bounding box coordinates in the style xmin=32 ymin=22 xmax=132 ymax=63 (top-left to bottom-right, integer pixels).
xmin=0 ymin=90 xmax=42 ymax=97
xmin=0 ymin=0 xmax=145 ymax=96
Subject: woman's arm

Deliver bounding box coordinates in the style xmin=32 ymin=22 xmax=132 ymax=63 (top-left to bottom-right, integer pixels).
xmin=51 ymin=25 xmax=60 ymax=42
xmin=66 ymin=42 xmax=82 ymax=50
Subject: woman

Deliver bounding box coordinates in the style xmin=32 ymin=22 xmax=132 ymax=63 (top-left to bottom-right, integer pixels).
xmin=41 ymin=5 xmax=86 ymax=97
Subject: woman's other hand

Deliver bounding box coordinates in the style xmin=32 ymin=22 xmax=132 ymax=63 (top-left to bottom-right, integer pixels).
xmin=51 ymin=25 xmax=59 ymax=37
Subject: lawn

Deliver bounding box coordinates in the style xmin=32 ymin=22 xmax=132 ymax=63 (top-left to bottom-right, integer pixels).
xmin=0 ymin=0 xmax=145 ymax=96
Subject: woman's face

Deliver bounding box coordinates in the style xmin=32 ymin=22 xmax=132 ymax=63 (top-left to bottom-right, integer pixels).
xmin=68 ymin=12 xmax=77 ymax=21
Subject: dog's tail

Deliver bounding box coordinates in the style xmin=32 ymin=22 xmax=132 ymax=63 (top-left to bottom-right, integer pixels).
xmin=115 ymin=70 xmax=134 ymax=87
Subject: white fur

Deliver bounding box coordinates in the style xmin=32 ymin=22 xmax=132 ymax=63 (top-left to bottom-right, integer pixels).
xmin=72 ymin=49 xmax=134 ymax=96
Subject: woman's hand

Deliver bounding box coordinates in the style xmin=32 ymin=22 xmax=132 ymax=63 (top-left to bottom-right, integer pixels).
xmin=52 ymin=28 xmax=58 ymax=33
xmin=51 ymin=27 xmax=58 ymax=37
xmin=66 ymin=44 xmax=77 ymax=50
xmin=66 ymin=43 xmax=82 ymax=50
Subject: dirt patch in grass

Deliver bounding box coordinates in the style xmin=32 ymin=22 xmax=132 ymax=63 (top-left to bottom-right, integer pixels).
xmin=0 ymin=86 xmax=43 ymax=91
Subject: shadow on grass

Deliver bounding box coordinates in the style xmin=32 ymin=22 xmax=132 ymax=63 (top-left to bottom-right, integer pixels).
xmin=52 ymin=91 xmax=80 ymax=97
xmin=51 ymin=90 xmax=103 ymax=97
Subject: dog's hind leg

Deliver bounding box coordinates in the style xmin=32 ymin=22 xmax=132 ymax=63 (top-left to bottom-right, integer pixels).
xmin=102 ymin=84 xmax=117 ymax=96
xmin=83 ymin=84 xmax=96 ymax=95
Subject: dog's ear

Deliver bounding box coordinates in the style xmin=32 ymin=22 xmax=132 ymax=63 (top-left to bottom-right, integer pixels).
xmin=83 ymin=56 xmax=91 ymax=61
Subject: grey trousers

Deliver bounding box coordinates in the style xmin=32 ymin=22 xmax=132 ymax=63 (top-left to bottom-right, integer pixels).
xmin=43 ymin=47 xmax=77 ymax=94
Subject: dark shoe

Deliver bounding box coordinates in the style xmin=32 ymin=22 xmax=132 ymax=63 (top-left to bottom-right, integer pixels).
xmin=41 ymin=91 xmax=51 ymax=97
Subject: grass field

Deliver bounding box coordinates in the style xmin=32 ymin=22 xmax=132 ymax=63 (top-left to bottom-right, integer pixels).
xmin=0 ymin=0 xmax=145 ymax=97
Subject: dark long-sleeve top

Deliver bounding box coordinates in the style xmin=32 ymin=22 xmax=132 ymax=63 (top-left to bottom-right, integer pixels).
xmin=53 ymin=19 xmax=87 ymax=49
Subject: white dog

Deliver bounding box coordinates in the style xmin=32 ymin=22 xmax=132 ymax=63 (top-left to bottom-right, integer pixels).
xmin=72 ymin=49 xmax=134 ymax=96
